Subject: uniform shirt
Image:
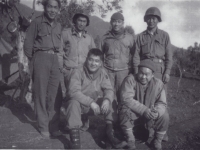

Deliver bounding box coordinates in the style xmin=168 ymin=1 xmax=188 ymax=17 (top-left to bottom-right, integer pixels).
xmin=67 ymin=66 xmax=114 ymax=107
xmin=101 ymin=31 xmax=134 ymax=71
xmin=62 ymin=28 xmax=96 ymax=69
xmin=120 ymin=74 xmax=167 ymax=117
xmin=24 ymin=14 xmax=62 ymax=58
xmin=133 ymin=28 xmax=173 ymax=75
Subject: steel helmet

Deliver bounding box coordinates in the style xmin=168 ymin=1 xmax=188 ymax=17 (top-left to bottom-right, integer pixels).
xmin=144 ymin=7 xmax=162 ymax=22
xmin=73 ymin=13 xmax=90 ymax=26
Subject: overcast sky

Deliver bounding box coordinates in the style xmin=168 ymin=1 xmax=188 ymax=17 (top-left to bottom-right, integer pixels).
xmin=21 ymin=0 xmax=200 ymax=49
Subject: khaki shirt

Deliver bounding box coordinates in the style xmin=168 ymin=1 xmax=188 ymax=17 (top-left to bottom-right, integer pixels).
xmin=24 ymin=14 xmax=62 ymax=58
xmin=67 ymin=66 xmax=114 ymax=107
xmin=62 ymin=28 xmax=96 ymax=69
xmin=120 ymin=74 xmax=167 ymax=117
xmin=101 ymin=31 xmax=134 ymax=71
xmin=133 ymin=28 xmax=173 ymax=75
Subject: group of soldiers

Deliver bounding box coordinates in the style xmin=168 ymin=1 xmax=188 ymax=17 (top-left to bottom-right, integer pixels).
xmin=23 ymin=0 xmax=173 ymax=149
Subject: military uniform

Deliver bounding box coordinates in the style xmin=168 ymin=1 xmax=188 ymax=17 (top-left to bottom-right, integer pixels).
xmin=24 ymin=14 xmax=63 ymax=134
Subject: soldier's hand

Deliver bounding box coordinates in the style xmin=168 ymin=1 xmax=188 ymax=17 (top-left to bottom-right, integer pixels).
xmin=143 ymin=109 xmax=155 ymax=120
xmin=163 ymin=74 xmax=170 ymax=84
xmin=150 ymin=111 xmax=159 ymax=120
xmin=101 ymin=99 xmax=110 ymax=114
xmin=90 ymin=102 xmax=100 ymax=115
xmin=150 ymin=106 xmax=159 ymax=119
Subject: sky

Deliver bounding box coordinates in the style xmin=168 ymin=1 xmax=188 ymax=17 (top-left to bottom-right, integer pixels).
xmin=21 ymin=0 xmax=200 ymax=49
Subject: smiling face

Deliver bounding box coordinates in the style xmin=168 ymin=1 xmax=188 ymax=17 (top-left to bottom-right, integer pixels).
xmin=86 ymin=54 xmax=102 ymax=73
xmin=146 ymin=15 xmax=159 ymax=30
xmin=44 ymin=0 xmax=59 ymax=22
xmin=110 ymin=19 xmax=124 ymax=32
xmin=75 ymin=16 xmax=87 ymax=32
xmin=137 ymin=67 xmax=154 ymax=85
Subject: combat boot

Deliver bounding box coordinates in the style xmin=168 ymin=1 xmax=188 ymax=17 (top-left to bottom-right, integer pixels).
xmin=123 ymin=128 xmax=136 ymax=150
xmin=69 ymin=128 xmax=81 ymax=149
xmin=151 ymin=133 xmax=165 ymax=150
xmin=80 ymin=114 xmax=89 ymax=132
xmin=106 ymin=124 xmax=127 ymax=149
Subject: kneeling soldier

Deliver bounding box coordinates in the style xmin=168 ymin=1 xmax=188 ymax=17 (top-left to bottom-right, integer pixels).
xmin=63 ymin=48 xmax=127 ymax=149
xmin=119 ymin=59 xmax=169 ymax=150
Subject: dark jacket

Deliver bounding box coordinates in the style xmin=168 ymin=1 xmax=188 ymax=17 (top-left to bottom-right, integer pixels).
xmin=101 ymin=31 xmax=134 ymax=71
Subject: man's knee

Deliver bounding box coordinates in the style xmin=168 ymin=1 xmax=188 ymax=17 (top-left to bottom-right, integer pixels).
xmin=62 ymin=100 xmax=81 ymax=116
xmin=155 ymin=110 xmax=170 ymax=131
xmin=119 ymin=110 xmax=135 ymax=130
xmin=159 ymin=110 xmax=169 ymax=123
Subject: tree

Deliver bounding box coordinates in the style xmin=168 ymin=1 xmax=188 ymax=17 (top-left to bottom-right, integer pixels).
xmin=124 ymin=25 xmax=135 ymax=36
xmin=94 ymin=35 xmax=101 ymax=48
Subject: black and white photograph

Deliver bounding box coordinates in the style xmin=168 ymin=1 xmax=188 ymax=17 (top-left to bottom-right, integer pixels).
xmin=0 ymin=0 xmax=200 ymax=149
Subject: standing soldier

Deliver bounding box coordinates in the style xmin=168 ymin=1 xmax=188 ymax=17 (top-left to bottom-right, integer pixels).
xmin=24 ymin=0 xmax=63 ymax=138
xmin=61 ymin=12 xmax=96 ymax=132
xmin=133 ymin=7 xmax=173 ymax=84
xmin=62 ymin=12 xmax=96 ymax=89
xmin=100 ymin=12 xmax=134 ymax=139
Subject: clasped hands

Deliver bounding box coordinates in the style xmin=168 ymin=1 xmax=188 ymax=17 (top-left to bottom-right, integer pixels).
xmin=90 ymin=99 xmax=110 ymax=115
xmin=143 ymin=107 xmax=159 ymax=120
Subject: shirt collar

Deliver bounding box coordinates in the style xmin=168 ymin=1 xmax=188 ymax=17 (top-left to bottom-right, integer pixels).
xmin=71 ymin=27 xmax=87 ymax=38
xmin=83 ymin=65 xmax=102 ymax=80
xmin=144 ymin=28 xmax=159 ymax=35
xmin=41 ymin=14 xmax=57 ymax=27
xmin=105 ymin=30 xmax=126 ymax=39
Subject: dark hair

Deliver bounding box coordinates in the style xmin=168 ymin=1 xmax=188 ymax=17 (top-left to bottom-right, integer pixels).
xmin=42 ymin=0 xmax=61 ymax=9
xmin=87 ymin=48 xmax=103 ymax=61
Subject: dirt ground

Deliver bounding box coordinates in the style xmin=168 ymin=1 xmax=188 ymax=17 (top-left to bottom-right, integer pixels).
xmin=1 ymin=76 xmax=200 ymax=149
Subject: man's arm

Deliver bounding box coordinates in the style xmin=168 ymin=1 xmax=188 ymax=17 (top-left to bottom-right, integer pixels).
xmin=68 ymin=69 xmax=94 ymax=107
xmin=164 ymin=33 xmax=173 ymax=75
xmin=90 ymin=37 xmax=96 ymax=49
xmin=24 ymin=20 xmax=37 ymax=59
xmin=132 ymin=36 xmax=141 ymax=74
xmin=101 ymin=70 xmax=114 ymax=103
xmin=154 ymin=84 xmax=167 ymax=118
xmin=57 ymin=37 xmax=64 ymax=71
xmin=120 ymin=75 xmax=148 ymax=116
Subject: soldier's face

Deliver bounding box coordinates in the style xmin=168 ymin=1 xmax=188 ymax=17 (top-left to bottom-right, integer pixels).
xmin=75 ymin=17 xmax=87 ymax=32
xmin=146 ymin=15 xmax=159 ymax=29
xmin=44 ymin=0 xmax=59 ymax=21
xmin=86 ymin=54 xmax=102 ymax=73
xmin=137 ymin=67 xmax=154 ymax=85
xmin=110 ymin=19 xmax=124 ymax=32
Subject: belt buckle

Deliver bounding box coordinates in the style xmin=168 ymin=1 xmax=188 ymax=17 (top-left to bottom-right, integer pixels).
xmin=48 ymin=50 xmax=55 ymax=54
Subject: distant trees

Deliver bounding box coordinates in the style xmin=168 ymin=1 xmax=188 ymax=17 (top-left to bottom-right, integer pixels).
xmin=94 ymin=35 xmax=101 ymax=48
xmin=172 ymin=43 xmax=200 ymax=77
xmin=37 ymin=0 xmax=123 ymax=28
xmin=124 ymin=25 xmax=135 ymax=36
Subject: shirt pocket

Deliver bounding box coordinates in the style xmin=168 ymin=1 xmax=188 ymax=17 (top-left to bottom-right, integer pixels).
xmin=140 ymin=40 xmax=149 ymax=55
xmin=155 ymin=38 xmax=165 ymax=57
xmin=37 ymin=24 xmax=50 ymax=37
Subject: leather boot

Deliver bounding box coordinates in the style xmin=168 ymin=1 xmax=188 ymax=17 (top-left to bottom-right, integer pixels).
xmin=69 ymin=128 xmax=81 ymax=149
xmin=80 ymin=114 xmax=89 ymax=132
xmin=151 ymin=133 xmax=165 ymax=150
xmin=106 ymin=124 xmax=127 ymax=149
xmin=123 ymin=128 xmax=136 ymax=150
